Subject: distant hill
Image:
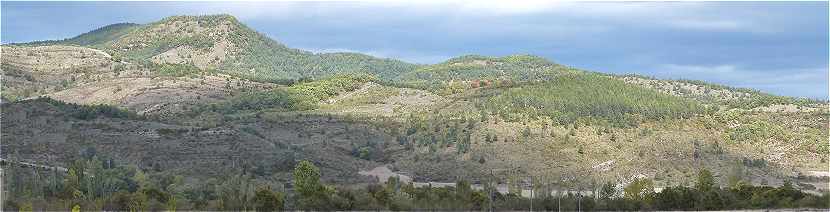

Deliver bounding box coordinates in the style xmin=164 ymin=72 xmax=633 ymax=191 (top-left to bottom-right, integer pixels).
xmin=396 ymin=54 xmax=577 ymax=94
xmin=19 ymin=23 xmax=140 ymax=47
xmin=13 ymin=15 xmax=419 ymax=84
xmin=90 ymin=15 xmax=418 ymax=83
xmin=402 ymin=55 xmax=560 ymax=81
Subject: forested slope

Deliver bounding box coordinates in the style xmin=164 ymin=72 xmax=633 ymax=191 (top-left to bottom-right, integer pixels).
xmin=1 ymin=13 xmax=827 ymax=211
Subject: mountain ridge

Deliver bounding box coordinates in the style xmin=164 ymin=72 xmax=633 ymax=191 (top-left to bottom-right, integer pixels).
xmin=10 ymin=14 xmax=822 ymax=101
xmin=1 ymin=14 xmax=827 ymax=211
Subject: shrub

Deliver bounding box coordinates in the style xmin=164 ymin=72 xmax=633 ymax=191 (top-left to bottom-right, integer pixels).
xmin=253 ymin=187 xmax=284 ymax=211
xmin=727 ymin=120 xmax=786 ymax=143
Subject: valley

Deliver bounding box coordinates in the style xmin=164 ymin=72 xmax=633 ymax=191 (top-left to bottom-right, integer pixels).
xmin=1 ymin=14 xmax=827 ymax=211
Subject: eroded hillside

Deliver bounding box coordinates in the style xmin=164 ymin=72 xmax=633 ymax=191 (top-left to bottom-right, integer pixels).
xmin=2 ymin=14 xmax=827 ymax=206
xmin=2 ymin=45 xmax=121 ymax=100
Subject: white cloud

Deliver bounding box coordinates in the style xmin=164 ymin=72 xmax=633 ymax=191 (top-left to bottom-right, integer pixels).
xmin=304 ymin=48 xmax=370 ymax=54
xmin=187 ymin=2 xmax=305 ymax=20
xmin=300 ymin=47 xmax=449 ymax=64
xmin=444 ymin=0 xmax=566 ymax=15
xmin=659 ymin=64 xmax=739 ymax=75
xmin=656 ymin=63 xmax=828 ymax=98
xmin=667 ymin=19 xmax=746 ymax=31
xmin=183 ymin=1 xmax=760 ymax=34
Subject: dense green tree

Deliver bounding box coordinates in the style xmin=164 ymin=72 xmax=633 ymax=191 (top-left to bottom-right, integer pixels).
xmin=4 ymin=160 xmax=829 ymax=211
xmin=654 ymin=186 xmax=695 ymax=210
xmin=253 ymin=187 xmax=284 ymax=211
xmin=623 ymin=178 xmax=655 ymax=210
xmin=599 ymin=182 xmax=617 ymax=200
xmin=696 ymin=169 xmax=716 ymax=192
xmin=293 ymin=160 xmax=337 ymax=210
xmin=294 ymin=160 xmax=322 ymax=198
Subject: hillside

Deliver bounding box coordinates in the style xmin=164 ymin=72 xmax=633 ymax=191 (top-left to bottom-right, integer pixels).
xmin=476 ymin=73 xmax=705 ymax=126
xmin=1 ymin=45 xmax=121 ymax=101
xmin=397 ymin=54 xmax=572 ymax=94
xmin=1 ymin=98 xmax=388 ymax=182
xmin=1 ymin=14 xmax=827 ymax=211
xmin=100 ymin=15 xmax=419 ymax=83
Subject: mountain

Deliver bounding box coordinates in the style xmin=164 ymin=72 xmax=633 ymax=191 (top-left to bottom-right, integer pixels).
xmin=1 ymin=14 xmax=827 ymax=211
xmin=1 ymin=15 xmax=418 ymax=116
xmin=403 ymin=54 xmax=561 ymax=82
xmin=102 ymin=15 xmax=418 ymax=83
xmin=20 ymin=23 xmax=140 ymax=47
xmin=397 ymin=54 xmax=571 ymax=93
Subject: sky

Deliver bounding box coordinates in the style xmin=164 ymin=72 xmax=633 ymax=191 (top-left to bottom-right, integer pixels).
xmin=2 ymin=1 xmax=828 ymax=99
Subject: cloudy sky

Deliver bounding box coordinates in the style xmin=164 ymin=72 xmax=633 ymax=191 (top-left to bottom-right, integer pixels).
xmin=2 ymin=1 xmax=827 ymax=99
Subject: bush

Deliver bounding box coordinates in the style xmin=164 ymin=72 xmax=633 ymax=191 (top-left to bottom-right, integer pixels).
xmin=191 ymin=88 xmax=315 ymax=116
xmin=253 ymin=187 xmax=284 ymax=211
xmin=727 ymin=120 xmax=786 ymax=143
xmin=20 ymin=97 xmax=137 ymax=120
xmin=289 ymin=74 xmax=376 ymax=101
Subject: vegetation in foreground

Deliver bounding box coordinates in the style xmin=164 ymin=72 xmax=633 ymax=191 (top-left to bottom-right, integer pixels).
xmin=3 ymin=157 xmax=827 ymax=211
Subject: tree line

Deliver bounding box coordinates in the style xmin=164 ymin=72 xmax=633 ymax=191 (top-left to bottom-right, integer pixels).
xmin=5 ymin=156 xmax=827 ymax=211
